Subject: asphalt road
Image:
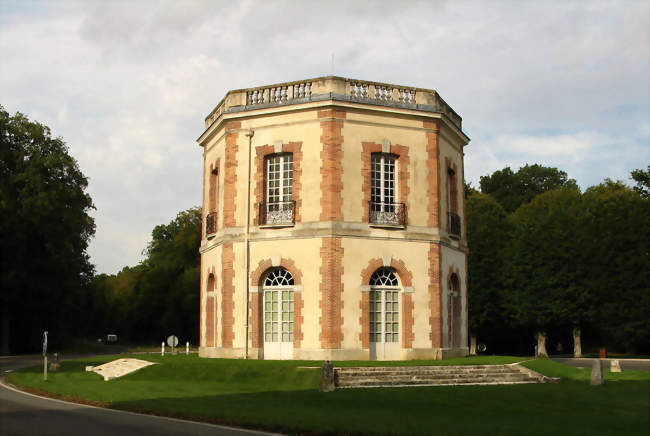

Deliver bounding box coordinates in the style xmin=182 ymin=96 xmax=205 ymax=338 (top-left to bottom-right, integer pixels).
xmin=0 ymin=355 xmax=279 ymax=436
xmin=551 ymin=357 xmax=650 ymax=371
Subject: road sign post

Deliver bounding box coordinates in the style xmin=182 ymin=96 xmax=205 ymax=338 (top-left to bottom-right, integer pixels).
xmin=167 ymin=335 xmax=179 ymax=354
xmin=42 ymin=331 xmax=48 ymax=381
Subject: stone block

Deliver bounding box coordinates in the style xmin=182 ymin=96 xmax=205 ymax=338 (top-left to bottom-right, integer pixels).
xmin=590 ymin=359 xmax=604 ymax=385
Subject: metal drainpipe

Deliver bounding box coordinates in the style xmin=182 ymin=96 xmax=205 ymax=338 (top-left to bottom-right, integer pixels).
xmin=244 ymin=129 xmax=254 ymax=359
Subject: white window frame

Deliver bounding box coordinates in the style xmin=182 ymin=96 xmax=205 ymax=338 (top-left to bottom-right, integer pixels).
xmin=370 ymin=153 xmax=398 ymax=209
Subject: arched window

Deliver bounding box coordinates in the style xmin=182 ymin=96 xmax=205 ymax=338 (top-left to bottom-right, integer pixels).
xmin=447 ymin=165 xmax=460 ymax=237
xmin=369 ymin=268 xmax=400 ymax=349
xmin=263 ymin=268 xmax=294 ymax=353
xmin=263 ymin=267 xmax=294 ymax=286
xmin=448 ymin=273 xmax=461 ymax=348
xmin=369 ymin=267 xmax=399 ymax=286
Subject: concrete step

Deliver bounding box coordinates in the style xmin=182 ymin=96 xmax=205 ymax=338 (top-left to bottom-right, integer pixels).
xmin=334 ymin=364 xmax=543 ymax=388
xmin=337 ymin=368 xmax=519 ymax=376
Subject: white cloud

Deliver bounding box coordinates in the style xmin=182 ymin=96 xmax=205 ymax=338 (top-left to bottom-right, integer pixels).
xmin=1 ymin=0 xmax=648 ymax=273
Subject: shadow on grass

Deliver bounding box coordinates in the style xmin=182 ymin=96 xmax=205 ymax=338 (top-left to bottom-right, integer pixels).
xmin=108 ymin=382 xmax=650 ymax=436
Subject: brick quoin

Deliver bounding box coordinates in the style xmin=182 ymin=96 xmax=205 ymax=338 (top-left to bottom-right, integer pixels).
xmin=318 ymin=109 xmax=345 ymax=221
xmin=361 ymin=142 xmax=410 ymax=224
xmin=319 ymin=237 xmax=344 ymax=349
xmin=223 ymin=121 xmax=241 ymax=227
xmin=402 ymin=293 xmax=415 ymax=349
xmin=253 ymin=142 xmax=303 ymax=225
xmin=359 ymin=292 xmax=370 ymax=349
xmin=359 ymin=257 xmax=414 ymax=349
xmin=221 ymin=243 xmax=235 ymax=347
xmin=424 ymin=120 xmax=440 ymax=228
xmin=428 ymin=243 xmax=442 ymax=347
xmin=249 ymin=257 xmax=304 ymax=349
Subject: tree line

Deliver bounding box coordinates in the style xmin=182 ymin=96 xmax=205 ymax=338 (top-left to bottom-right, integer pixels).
xmin=2 ymin=107 xmax=648 ymax=355
xmin=467 ymin=164 xmax=649 ymax=356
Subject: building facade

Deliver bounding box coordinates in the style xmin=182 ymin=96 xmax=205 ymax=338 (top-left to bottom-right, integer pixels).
xmin=198 ymin=76 xmax=470 ymax=360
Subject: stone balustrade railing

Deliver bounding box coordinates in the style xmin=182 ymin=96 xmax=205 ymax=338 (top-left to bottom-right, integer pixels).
xmin=205 ymin=76 xmax=461 ymax=130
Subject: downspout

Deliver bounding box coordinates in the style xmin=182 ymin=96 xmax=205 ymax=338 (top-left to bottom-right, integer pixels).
xmin=244 ymin=129 xmax=254 ymax=359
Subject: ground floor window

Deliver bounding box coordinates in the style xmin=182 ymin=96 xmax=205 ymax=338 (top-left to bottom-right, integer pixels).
xmin=263 ymin=268 xmax=294 ymax=359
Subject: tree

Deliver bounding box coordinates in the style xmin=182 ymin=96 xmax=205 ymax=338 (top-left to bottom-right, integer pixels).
xmin=581 ymin=180 xmax=650 ymax=353
xmin=506 ymin=188 xmax=590 ymax=357
xmin=91 ymin=207 xmax=201 ymax=345
xmin=466 ymin=193 xmax=511 ymax=353
xmin=479 ymin=164 xmax=579 ymax=213
xmin=0 ymin=106 xmax=95 ymax=353
xmin=631 ymin=166 xmax=649 ymax=199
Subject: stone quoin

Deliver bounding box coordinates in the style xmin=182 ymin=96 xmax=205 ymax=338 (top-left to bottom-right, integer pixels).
xmin=197 ymin=76 xmax=470 ymax=360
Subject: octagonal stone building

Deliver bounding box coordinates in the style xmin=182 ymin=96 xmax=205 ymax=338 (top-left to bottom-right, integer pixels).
xmin=198 ymin=76 xmax=469 ymax=360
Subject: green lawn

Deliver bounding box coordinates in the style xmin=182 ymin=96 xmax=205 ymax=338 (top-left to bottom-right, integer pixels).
xmin=7 ymin=355 xmax=650 ymax=436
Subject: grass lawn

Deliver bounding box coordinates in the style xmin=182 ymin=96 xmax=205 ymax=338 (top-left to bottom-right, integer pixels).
xmin=6 ymin=355 xmax=649 ymax=436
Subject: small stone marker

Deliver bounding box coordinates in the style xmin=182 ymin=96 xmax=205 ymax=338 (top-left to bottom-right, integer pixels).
xmin=610 ymin=359 xmax=622 ymax=373
xmin=590 ymin=359 xmax=604 ymax=385
xmin=320 ymin=360 xmax=336 ymax=392
xmin=49 ymin=353 xmax=61 ymax=372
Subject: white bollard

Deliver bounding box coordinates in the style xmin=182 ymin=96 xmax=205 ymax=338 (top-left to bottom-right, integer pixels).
xmin=161 ymin=342 xmax=165 ymax=356
xmin=186 ymin=341 xmax=189 ymax=355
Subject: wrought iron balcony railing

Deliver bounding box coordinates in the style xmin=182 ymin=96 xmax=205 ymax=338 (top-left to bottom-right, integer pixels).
xmin=205 ymin=212 xmax=217 ymax=236
xmin=259 ymin=201 xmax=295 ymax=226
xmin=369 ymin=202 xmax=406 ymax=227
xmin=448 ymin=212 xmax=461 ymax=238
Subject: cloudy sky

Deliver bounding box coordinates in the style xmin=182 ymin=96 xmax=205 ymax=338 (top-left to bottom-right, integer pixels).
xmin=1 ymin=0 xmax=648 ymax=274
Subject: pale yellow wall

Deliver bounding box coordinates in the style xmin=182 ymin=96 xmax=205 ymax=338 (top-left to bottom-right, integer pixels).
xmin=247 ymin=238 xmax=322 ymax=349
xmin=340 ymin=112 xmax=431 ymax=226
xmin=340 ymin=238 xmax=431 ymax=350
xmin=232 ymin=241 xmax=246 ymax=349
xmin=241 ymin=112 xmax=323 ymax=225
xmin=440 ymin=245 xmax=468 ymax=349
xmin=200 ymin=244 xmax=223 ymax=348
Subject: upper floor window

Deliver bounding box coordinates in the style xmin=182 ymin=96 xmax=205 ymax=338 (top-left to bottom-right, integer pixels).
xmin=260 ymin=153 xmax=295 ymax=225
xmin=206 ymin=166 xmax=218 ymax=237
xmin=447 ymin=165 xmax=460 ymax=238
xmin=370 ymin=153 xmax=405 ymax=226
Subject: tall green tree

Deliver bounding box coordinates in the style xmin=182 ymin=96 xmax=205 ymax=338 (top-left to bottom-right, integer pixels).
xmin=505 ymin=188 xmax=589 ymax=356
xmin=581 ymin=180 xmax=650 ymax=353
xmin=92 ymin=207 xmax=201 ymax=345
xmin=480 ymin=164 xmax=579 ymax=213
xmin=0 ymin=106 xmax=95 ymax=353
xmin=466 ymin=193 xmax=511 ymax=352
xmin=630 ymin=165 xmax=649 ymax=199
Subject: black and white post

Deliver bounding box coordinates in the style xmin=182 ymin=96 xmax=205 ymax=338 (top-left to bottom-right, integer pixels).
xmin=42 ymin=331 xmax=48 ymax=381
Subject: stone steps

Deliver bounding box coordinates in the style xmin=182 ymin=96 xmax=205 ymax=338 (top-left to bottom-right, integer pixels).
xmin=335 ymin=364 xmax=544 ymax=388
